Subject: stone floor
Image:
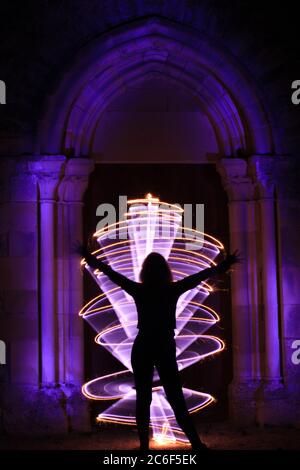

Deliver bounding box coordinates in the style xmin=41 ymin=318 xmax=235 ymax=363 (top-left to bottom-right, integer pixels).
xmin=1 ymin=423 xmax=300 ymax=450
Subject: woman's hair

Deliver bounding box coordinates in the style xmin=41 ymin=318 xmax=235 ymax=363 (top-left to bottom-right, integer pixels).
xmin=139 ymin=252 xmax=173 ymax=284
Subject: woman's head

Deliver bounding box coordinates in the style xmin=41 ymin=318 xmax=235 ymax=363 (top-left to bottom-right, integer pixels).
xmin=140 ymin=252 xmax=173 ymax=285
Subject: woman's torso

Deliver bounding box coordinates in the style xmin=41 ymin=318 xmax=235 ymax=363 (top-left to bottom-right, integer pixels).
xmin=132 ymin=283 xmax=179 ymax=334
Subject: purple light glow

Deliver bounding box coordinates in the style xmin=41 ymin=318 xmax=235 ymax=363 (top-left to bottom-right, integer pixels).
xmin=80 ymin=195 xmax=225 ymax=443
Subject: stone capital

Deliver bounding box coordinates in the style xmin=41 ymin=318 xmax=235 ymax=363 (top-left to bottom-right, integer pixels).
xmin=249 ymin=155 xmax=276 ymax=199
xmin=28 ymin=155 xmax=66 ymax=200
xmin=216 ymin=158 xmax=255 ymax=201
xmin=58 ymin=158 xmax=94 ymax=203
xmin=249 ymin=155 xmax=300 ymax=199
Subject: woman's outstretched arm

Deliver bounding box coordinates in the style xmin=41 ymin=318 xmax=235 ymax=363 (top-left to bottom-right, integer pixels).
xmin=174 ymin=250 xmax=241 ymax=295
xmin=76 ymin=244 xmax=138 ymax=296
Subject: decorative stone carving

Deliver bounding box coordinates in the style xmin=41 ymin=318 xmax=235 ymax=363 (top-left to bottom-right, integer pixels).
xmin=217 ymin=158 xmax=255 ymax=201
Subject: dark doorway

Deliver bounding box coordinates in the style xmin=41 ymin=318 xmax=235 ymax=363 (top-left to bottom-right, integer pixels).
xmin=83 ymin=163 xmax=231 ymax=423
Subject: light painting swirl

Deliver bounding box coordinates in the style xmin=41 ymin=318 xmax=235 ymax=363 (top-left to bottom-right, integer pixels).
xmin=79 ymin=194 xmax=225 ymax=444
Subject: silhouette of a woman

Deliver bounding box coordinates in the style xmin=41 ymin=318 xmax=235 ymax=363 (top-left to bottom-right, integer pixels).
xmin=77 ymin=246 xmax=239 ymax=450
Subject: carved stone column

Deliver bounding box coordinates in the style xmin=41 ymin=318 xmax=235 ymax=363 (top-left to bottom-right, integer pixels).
xmin=58 ymin=158 xmax=94 ymax=431
xmin=217 ymin=158 xmax=260 ymax=424
xmin=29 ymin=156 xmax=66 ymax=384
xmin=249 ymin=156 xmax=286 ymax=425
xmin=250 ymin=157 xmax=281 ymax=383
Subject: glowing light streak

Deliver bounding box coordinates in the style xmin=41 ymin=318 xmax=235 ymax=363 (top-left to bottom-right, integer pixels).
xmin=80 ymin=194 xmax=225 ymax=445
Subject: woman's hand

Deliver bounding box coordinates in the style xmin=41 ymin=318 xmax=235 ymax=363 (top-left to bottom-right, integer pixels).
xmin=224 ymin=250 xmax=243 ymax=266
xmin=74 ymin=242 xmax=90 ymax=259
xmin=218 ymin=249 xmax=243 ymax=273
xmin=74 ymin=242 xmax=101 ymax=269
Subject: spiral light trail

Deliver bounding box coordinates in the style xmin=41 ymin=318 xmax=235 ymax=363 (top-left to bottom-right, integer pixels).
xmin=79 ymin=194 xmax=225 ymax=444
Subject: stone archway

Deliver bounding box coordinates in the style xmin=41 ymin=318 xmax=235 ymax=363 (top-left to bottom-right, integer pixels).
xmin=38 ymin=18 xmax=274 ymax=158
xmin=37 ymin=18 xmax=283 ymax=427
xmin=42 ymin=17 xmax=282 ymax=421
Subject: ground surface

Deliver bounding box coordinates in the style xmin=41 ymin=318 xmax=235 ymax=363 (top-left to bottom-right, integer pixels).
xmin=1 ymin=423 xmax=300 ymax=450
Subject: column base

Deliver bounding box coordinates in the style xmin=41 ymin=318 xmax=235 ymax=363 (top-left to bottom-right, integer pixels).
xmin=228 ymin=380 xmax=261 ymax=425
xmin=256 ymin=380 xmax=295 ymax=426
xmin=62 ymin=383 xmax=91 ymax=433
xmin=0 ymin=383 xmax=91 ymax=435
xmin=228 ymin=379 xmax=298 ymax=426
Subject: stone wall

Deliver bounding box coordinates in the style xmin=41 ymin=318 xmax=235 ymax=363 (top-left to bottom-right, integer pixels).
xmin=0 ymin=157 xmax=93 ymax=434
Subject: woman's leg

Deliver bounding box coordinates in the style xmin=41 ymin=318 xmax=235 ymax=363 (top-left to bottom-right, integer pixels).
xmin=155 ymin=338 xmax=206 ymax=448
xmin=131 ymin=334 xmax=154 ymax=450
